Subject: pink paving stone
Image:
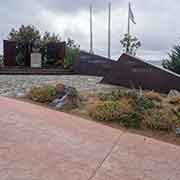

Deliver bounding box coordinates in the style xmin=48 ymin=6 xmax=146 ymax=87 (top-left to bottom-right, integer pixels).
xmin=0 ymin=96 xmax=180 ymax=180
xmin=0 ymin=97 xmax=121 ymax=180
xmin=92 ymin=133 xmax=180 ymax=180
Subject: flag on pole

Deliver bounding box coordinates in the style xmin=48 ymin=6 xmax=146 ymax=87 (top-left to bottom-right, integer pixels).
xmin=129 ymin=2 xmax=136 ymax=24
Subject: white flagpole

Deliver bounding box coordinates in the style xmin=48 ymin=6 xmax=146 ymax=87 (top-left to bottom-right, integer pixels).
xmin=127 ymin=2 xmax=130 ymax=36
xmin=90 ymin=4 xmax=94 ymax=54
xmin=108 ymin=2 xmax=111 ymax=59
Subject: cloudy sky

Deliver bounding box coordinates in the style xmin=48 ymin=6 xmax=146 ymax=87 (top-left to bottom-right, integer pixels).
xmin=0 ymin=0 xmax=180 ymax=60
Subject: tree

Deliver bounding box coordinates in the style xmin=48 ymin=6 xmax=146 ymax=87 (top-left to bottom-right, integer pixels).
xmin=8 ymin=25 xmax=41 ymax=43
xmin=0 ymin=54 xmax=3 ymax=65
xmin=66 ymin=38 xmax=80 ymax=48
xmin=7 ymin=25 xmax=62 ymax=66
xmin=63 ymin=38 xmax=80 ymax=69
xmin=8 ymin=25 xmax=41 ymax=65
xmin=162 ymin=45 xmax=180 ymax=74
xmin=120 ymin=34 xmax=141 ymax=56
xmin=7 ymin=25 xmax=79 ymax=68
xmin=41 ymin=32 xmax=61 ymax=46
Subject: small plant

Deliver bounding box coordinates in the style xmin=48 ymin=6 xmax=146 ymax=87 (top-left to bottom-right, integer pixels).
xmin=98 ymin=90 xmax=123 ymax=101
xmin=134 ymin=96 xmax=155 ymax=112
xmin=27 ymin=85 xmax=57 ymax=103
xmin=144 ymin=91 xmax=163 ymax=102
xmin=119 ymin=112 xmax=141 ymax=128
xmin=89 ymin=100 xmax=132 ymax=122
xmin=142 ymin=109 xmax=176 ymax=131
xmin=98 ymin=89 xmax=138 ymax=101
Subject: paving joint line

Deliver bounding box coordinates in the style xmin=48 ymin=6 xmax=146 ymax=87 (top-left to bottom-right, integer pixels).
xmin=88 ymin=132 xmax=126 ymax=180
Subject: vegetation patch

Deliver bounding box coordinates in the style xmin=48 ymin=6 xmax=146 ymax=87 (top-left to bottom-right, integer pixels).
xmin=89 ymin=89 xmax=180 ymax=133
xmin=27 ymin=85 xmax=57 ymax=103
xmin=89 ymin=99 xmax=133 ymax=122
xmin=169 ymin=96 xmax=180 ymax=105
xmin=144 ymin=91 xmax=163 ymax=102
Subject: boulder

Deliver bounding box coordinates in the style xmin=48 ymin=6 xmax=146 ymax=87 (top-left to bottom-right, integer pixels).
xmin=56 ymin=83 xmax=65 ymax=93
xmin=175 ymin=128 xmax=180 ymax=136
xmin=168 ymin=90 xmax=180 ymax=98
xmin=50 ymin=86 xmax=81 ymax=109
xmin=15 ymin=90 xmax=26 ymax=98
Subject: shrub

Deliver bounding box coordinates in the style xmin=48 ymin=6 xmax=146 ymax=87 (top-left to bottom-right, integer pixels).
xmin=119 ymin=112 xmax=141 ymax=128
xmin=63 ymin=48 xmax=79 ymax=69
xmin=89 ymin=100 xmax=132 ymax=122
xmin=98 ymin=90 xmax=123 ymax=101
xmin=133 ymin=96 xmax=155 ymax=112
xmin=169 ymin=96 xmax=180 ymax=105
xmin=172 ymin=107 xmax=180 ymax=128
xmin=144 ymin=91 xmax=163 ymax=102
xmin=27 ymin=85 xmax=57 ymax=103
xmin=98 ymin=89 xmax=138 ymax=101
xmin=142 ymin=109 xmax=177 ymax=131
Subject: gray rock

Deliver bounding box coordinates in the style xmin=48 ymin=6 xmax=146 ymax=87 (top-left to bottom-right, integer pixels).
xmin=50 ymin=86 xmax=81 ymax=109
xmin=168 ymin=89 xmax=180 ymax=98
xmin=15 ymin=90 xmax=26 ymax=98
xmin=175 ymin=128 xmax=180 ymax=136
xmin=50 ymin=94 xmax=68 ymax=108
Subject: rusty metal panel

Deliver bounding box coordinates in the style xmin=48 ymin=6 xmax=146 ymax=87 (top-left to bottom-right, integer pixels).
xmin=24 ymin=43 xmax=31 ymax=67
xmin=47 ymin=42 xmax=66 ymax=61
xmin=73 ymin=51 xmax=115 ymax=76
xmin=102 ymin=54 xmax=180 ymax=93
xmin=3 ymin=40 xmax=17 ymax=66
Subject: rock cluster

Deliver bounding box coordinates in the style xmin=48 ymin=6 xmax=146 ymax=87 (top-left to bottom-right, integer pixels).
xmin=50 ymin=85 xmax=81 ymax=109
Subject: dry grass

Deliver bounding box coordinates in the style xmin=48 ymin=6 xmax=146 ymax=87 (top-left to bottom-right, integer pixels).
xmin=169 ymin=96 xmax=180 ymax=105
xmin=144 ymin=91 xmax=163 ymax=102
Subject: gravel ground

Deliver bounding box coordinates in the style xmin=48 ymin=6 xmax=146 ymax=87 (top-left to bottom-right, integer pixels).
xmin=0 ymin=75 xmax=119 ymax=97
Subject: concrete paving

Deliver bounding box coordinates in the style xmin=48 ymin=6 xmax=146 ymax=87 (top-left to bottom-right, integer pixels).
xmin=0 ymin=97 xmax=180 ymax=180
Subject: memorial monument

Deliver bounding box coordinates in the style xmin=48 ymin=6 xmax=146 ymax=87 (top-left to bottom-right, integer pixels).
xmin=31 ymin=41 xmax=42 ymax=68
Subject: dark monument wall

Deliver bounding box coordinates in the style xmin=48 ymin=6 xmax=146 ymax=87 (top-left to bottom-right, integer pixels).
xmin=47 ymin=42 xmax=66 ymax=61
xmin=102 ymin=54 xmax=180 ymax=93
xmin=3 ymin=41 xmax=66 ymax=67
xmin=73 ymin=51 xmax=115 ymax=76
xmin=3 ymin=40 xmax=17 ymax=66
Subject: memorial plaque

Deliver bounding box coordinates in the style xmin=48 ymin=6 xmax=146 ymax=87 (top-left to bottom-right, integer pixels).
xmin=31 ymin=53 xmax=42 ymax=68
xmin=73 ymin=51 xmax=115 ymax=76
xmin=102 ymin=54 xmax=180 ymax=93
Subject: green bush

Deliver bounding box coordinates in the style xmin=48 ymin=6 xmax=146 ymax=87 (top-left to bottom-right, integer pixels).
xmin=0 ymin=55 xmax=3 ymax=65
xmin=63 ymin=48 xmax=79 ymax=69
xmin=27 ymin=85 xmax=57 ymax=103
xmin=134 ymin=96 xmax=155 ymax=112
xmin=119 ymin=112 xmax=141 ymax=128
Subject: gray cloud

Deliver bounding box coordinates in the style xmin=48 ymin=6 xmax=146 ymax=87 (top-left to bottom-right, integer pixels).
xmin=0 ymin=0 xmax=180 ymax=60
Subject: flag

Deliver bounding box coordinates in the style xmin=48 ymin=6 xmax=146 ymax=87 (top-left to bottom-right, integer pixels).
xmin=129 ymin=2 xmax=136 ymax=24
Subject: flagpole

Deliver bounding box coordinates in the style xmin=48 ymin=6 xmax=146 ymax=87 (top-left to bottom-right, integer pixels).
xmin=90 ymin=4 xmax=93 ymax=54
xmin=127 ymin=2 xmax=130 ymax=36
xmin=108 ymin=2 xmax=111 ymax=58
xmin=126 ymin=2 xmax=131 ymax=54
